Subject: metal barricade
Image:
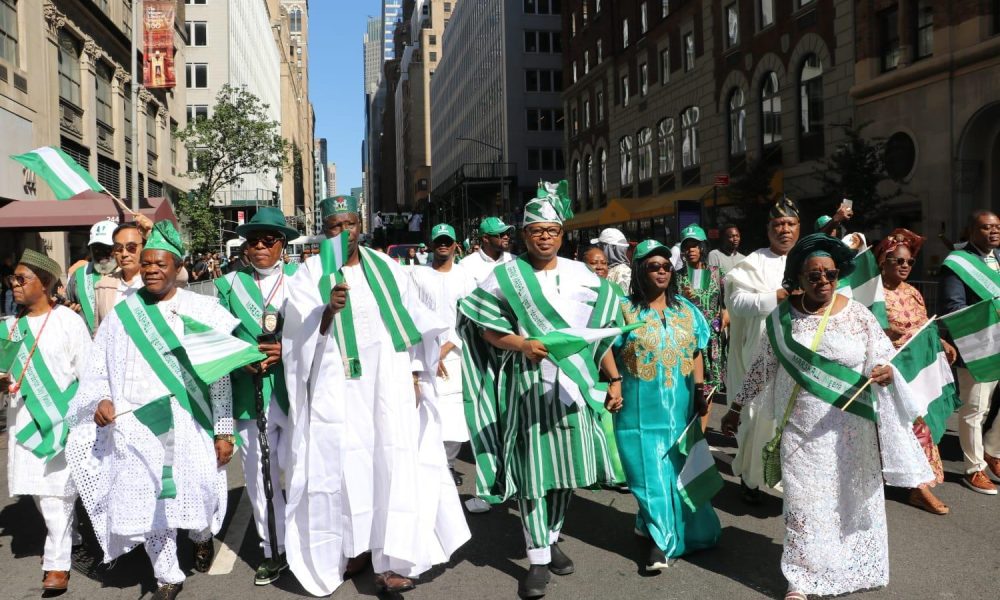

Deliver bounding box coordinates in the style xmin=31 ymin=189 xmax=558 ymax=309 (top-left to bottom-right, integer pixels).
xmin=184 ymin=280 xmax=218 ymax=298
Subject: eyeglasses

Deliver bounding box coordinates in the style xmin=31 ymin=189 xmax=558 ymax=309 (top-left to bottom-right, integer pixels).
xmin=10 ymin=274 xmax=36 ymax=287
xmin=525 ymin=226 xmax=562 ymax=239
xmin=486 ymin=232 xmax=511 ymax=239
xmin=246 ymin=235 xmax=284 ymax=248
xmin=644 ymin=261 xmax=672 ymax=273
xmin=804 ymin=269 xmax=840 ymax=284
xmin=884 ymin=257 xmax=915 ymax=267
xmin=113 ymin=242 xmax=141 ymax=253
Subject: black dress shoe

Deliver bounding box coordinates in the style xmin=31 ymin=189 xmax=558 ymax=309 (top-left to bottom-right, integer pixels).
xmin=192 ymin=539 xmax=214 ymax=573
xmin=450 ymin=467 xmax=463 ymax=486
xmin=548 ymin=543 xmax=574 ymax=575
xmin=740 ymin=479 xmax=762 ymax=505
xmin=518 ymin=564 xmax=551 ymax=598
xmin=151 ymin=582 xmax=183 ymax=600
xmin=647 ymin=545 xmax=669 ymax=570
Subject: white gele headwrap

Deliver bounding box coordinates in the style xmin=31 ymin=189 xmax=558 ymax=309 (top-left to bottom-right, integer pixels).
xmin=522 ymin=180 xmax=575 ymax=227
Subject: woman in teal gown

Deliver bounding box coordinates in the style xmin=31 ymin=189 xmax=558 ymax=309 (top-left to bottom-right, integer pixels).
xmin=608 ymin=240 xmax=721 ymax=569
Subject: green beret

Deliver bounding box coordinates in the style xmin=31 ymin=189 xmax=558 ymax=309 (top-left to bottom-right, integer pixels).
xmin=783 ymin=233 xmax=856 ymax=290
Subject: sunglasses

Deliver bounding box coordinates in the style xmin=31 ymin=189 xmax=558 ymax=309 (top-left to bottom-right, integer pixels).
xmin=113 ymin=242 xmax=142 ymax=253
xmin=525 ymin=226 xmax=562 ymax=239
xmin=246 ymin=235 xmax=284 ymax=248
xmin=884 ymin=257 xmax=915 ymax=267
xmin=10 ymin=273 xmax=37 ymax=287
xmin=804 ymin=269 xmax=840 ymax=284
xmin=644 ymin=261 xmax=673 ymax=273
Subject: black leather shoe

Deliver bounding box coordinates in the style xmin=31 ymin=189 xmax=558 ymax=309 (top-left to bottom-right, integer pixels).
xmin=518 ymin=564 xmax=551 ymax=598
xmin=151 ymin=582 xmax=183 ymax=600
xmin=740 ymin=479 xmax=762 ymax=505
xmin=192 ymin=539 xmax=214 ymax=573
xmin=548 ymin=543 xmax=574 ymax=575
xmin=647 ymin=544 xmax=669 ymax=570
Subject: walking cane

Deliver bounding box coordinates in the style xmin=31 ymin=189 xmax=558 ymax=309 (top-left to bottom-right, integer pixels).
xmin=255 ymin=308 xmax=282 ymax=562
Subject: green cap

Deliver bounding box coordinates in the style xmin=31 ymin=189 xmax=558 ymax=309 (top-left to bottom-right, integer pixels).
xmin=319 ymin=195 xmax=359 ymax=219
xmin=236 ymin=207 xmax=300 ymax=240
xmin=633 ymin=239 xmax=670 ymax=262
xmin=431 ymin=223 xmax=457 ymax=241
xmin=523 ymin=180 xmax=574 ymax=227
xmin=479 ymin=217 xmax=514 ymax=236
xmin=680 ymin=224 xmax=707 ymax=243
xmin=814 ymin=215 xmax=832 ymax=230
xmin=18 ymin=249 xmax=62 ymax=280
xmin=144 ymin=220 xmax=185 ymax=259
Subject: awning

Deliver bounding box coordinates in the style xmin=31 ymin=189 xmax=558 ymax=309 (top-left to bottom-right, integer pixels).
xmin=632 ymin=184 xmax=719 ymax=220
xmin=0 ymin=192 xmax=176 ymax=231
xmin=563 ymin=206 xmax=603 ymax=231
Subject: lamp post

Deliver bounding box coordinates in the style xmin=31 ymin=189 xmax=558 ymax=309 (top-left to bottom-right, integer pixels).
xmin=456 ymin=136 xmax=507 ymax=221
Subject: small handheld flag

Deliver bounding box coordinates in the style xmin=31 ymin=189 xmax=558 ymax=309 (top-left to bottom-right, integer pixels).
xmin=11 ymin=146 xmax=106 ymax=200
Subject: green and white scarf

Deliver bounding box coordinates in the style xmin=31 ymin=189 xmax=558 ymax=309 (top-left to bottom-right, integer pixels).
xmin=766 ymin=302 xmax=878 ymax=422
xmin=942 ymin=249 xmax=1000 ymax=302
xmin=318 ymin=246 xmax=421 ymax=378
xmin=75 ymin=266 xmax=100 ymax=334
xmin=1 ymin=318 xmax=78 ymax=461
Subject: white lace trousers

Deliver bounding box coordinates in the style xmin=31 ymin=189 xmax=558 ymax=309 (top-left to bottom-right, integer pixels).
xmin=32 ymin=495 xmax=77 ymax=571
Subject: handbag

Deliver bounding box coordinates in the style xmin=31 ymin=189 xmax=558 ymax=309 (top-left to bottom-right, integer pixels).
xmin=761 ymin=298 xmax=836 ymax=488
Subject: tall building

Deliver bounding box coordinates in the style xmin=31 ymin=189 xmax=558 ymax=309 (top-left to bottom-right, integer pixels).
xmin=326 ymin=162 xmax=336 ymax=195
xmin=184 ymin=0 xmax=281 ymax=209
xmin=0 ymin=0 xmax=188 ymax=266
xmin=394 ymin=0 xmax=459 ymax=212
xmin=383 ymin=0 xmax=403 ymax=60
xmin=560 ymin=0 xmax=855 ymax=244
xmin=430 ymin=0 xmax=565 ymax=239
xmin=363 ymin=15 xmax=384 ymax=223
xmin=314 ymin=137 xmax=328 ymax=200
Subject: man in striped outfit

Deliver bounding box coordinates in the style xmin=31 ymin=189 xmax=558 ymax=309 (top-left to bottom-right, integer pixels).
xmin=458 ymin=181 xmax=622 ymax=598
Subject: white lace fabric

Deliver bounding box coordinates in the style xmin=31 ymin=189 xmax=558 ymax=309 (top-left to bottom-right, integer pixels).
xmin=735 ymin=300 xmax=933 ymax=596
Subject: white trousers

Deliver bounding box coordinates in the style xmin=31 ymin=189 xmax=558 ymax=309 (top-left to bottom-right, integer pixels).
xmin=237 ymin=402 xmax=289 ymax=559
xmin=32 ymin=495 xmax=76 ymax=571
xmin=444 ymin=441 xmax=462 ymax=467
xmin=957 ymin=368 xmax=1000 ymax=473
xmin=146 ymin=527 xmax=212 ymax=585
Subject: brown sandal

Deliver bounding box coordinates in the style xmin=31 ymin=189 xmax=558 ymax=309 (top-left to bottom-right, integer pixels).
xmin=908 ymin=487 xmax=949 ymax=515
xmin=375 ymin=570 xmax=415 ymax=593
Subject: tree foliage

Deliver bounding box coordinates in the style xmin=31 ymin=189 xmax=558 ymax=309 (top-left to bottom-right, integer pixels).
xmin=174 ymin=85 xmax=288 ymax=252
xmin=727 ymin=159 xmax=780 ymax=251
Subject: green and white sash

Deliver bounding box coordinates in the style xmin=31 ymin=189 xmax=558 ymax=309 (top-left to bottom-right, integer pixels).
xmin=494 ymin=258 xmax=610 ymax=411
xmin=766 ymin=302 xmax=878 ymax=422
xmin=75 ymin=267 xmax=100 ymax=334
xmin=115 ymin=292 xmax=216 ymax=435
xmin=318 ymin=247 xmax=421 ymax=378
xmin=942 ymin=250 xmax=1000 ymax=302
xmin=1 ymin=318 xmax=78 ymax=461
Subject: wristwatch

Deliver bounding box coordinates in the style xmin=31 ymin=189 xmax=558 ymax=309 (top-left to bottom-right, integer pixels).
xmin=608 ymin=376 xmax=623 ymax=383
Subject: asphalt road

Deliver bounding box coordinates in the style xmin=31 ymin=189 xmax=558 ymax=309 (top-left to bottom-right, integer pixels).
xmin=1 ymin=405 xmax=998 ymax=600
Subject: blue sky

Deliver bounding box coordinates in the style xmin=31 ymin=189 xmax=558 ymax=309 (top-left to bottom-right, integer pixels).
xmin=309 ymin=1 xmax=380 ymax=195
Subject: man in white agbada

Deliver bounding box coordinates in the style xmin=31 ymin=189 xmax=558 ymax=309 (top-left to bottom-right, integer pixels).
xmin=409 ymin=223 xmax=477 ymax=485
xmin=459 ymin=216 xmax=515 ymax=285
xmin=281 ymin=196 xmax=469 ymax=596
xmin=721 ymin=196 xmax=801 ymax=502
xmin=1 ymin=250 xmax=91 ymax=593
xmin=66 ymin=221 xmax=239 ymax=600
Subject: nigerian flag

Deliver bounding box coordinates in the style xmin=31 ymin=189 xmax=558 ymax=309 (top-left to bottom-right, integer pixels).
xmin=528 ymin=324 xmax=641 ymax=361
xmin=674 ymin=417 xmax=724 ymax=512
xmin=941 ymin=297 xmax=1000 ymax=383
xmin=838 ymin=248 xmax=888 ymax=327
xmin=133 ymin=395 xmax=177 ymax=499
xmin=0 ymin=337 xmax=20 ymax=373
xmin=11 ymin=146 xmax=105 ymax=200
xmin=180 ymin=315 xmax=266 ymax=385
xmin=319 ymin=231 xmax=350 ymax=272
xmin=890 ymin=320 xmax=960 ymax=443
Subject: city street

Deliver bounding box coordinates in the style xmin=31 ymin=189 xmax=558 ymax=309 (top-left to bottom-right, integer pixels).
xmin=1 ymin=407 xmax=998 ymax=600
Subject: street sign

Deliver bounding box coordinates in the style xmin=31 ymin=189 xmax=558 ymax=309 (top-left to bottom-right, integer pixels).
xmin=714 ymin=174 xmax=730 ymax=187
xmin=237 ymin=210 xmax=245 ymax=225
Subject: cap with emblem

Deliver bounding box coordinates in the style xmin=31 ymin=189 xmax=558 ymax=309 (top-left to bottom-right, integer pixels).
xmin=680 ymin=224 xmax=707 ymax=243
xmin=633 ymin=239 xmax=671 ymax=262
xmin=319 ymin=195 xmax=359 ymax=219
xmin=88 ymin=219 xmax=116 ymax=247
xmin=431 ymin=223 xmax=456 ymax=241
xmin=18 ymin=249 xmax=62 ymax=280
xmin=479 ymin=217 xmax=514 ymax=237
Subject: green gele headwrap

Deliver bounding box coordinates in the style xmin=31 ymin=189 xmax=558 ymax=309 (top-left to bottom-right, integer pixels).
xmin=782 ymin=233 xmax=856 ymax=290
xmin=523 ymin=180 xmax=574 ymax=227
xmin=320 ymin=195 xmax=359 ymax=219
xmin=144 ymin=220 xmax=185 ymax=259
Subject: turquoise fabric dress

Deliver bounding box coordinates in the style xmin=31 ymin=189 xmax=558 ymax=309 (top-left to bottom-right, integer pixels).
xmin=613 ymin=296 xmax=722 ymax=556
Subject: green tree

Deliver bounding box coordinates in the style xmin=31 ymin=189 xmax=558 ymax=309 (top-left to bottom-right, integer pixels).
xmin=175 ymin=84 xmax=289 ymax=252
xmin=727 ymin=159 xmax=779 ymax=251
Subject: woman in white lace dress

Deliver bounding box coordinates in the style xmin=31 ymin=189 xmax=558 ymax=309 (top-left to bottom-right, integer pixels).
xmin=734 ymin=234 xmax=933 ymax=600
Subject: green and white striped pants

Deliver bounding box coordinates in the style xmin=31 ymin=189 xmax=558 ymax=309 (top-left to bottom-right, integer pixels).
xmin=518 ymin=489 xmax=573 ymax=563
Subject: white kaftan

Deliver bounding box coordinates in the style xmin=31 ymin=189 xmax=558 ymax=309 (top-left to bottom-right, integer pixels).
xmin=65 ymin=290 xmax=236 ymax=574
xmin=725 ymin=247 xmax=786 ymax=491
xmin=735 ymin=300 xmax=932 ymax=596
xmin=460 ymin=249 xmax=514 ymax=285
xmin=282 ymin=251 xmax=470 ymax=597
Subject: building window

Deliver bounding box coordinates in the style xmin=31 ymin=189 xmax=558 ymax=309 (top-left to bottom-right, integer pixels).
xmin=124 ymin=85 xmax=133 ymax=143
xmin=728 ymin=88 xmax=747 ymax=156
xmin=146 ymin=107 xmax=157 ymax=154
xmin=662 ymin=0 xmax=670 ymax=18
xmin=584 ymin=98 xmax=591 ymax=128
xmin=570 ymin=105 xmax=579 ymax=134
xmin=660 ymin=46 xmax=669 ymax=84
xmin=572 ymin=61 xmax=578 ymax=82
xmin=637 ymin=127 xmax=653 ymax=181
xmin=619 ymin=136 xmax=633 ymax=185
xmin=186 ymin=63 xmax=208 ymax=88
xmin=122 ymin=0 xmax=132 ymax=37
xmin=759 ymin=0 xmax=774 ymax=28
xmin=597 ymin=38 xmax=603 ymax=62
xmin=725 ymin=4 xmax=739 ymax=47
xmin=599 ymin=148 xmax=608 ymax=193
xmin=524 ymin=0 xmax=560 ymax=15
xmin=289 ymin=7 xmax=303 ymax=34
xmin=657 ymin=118 xmax=675 ymax=175
xmin=620 ymin=74 xmax=629 ymax=106
xmin=582 ymin=1 xmax=589 ymax=23
xmin=584 ymin=50 xmax=590 ymax=74
xmin=681 ymin=106 xmax=700 ymax=168
xmin=622 ymin=18 xmax=629 ymax=47
xmin=429 ymin=35 xmax=437 ymax=45
xmin=799 ymin=54 xmax=824 ymax=160
xmin=58 ymin=31 xmax=82 ymax=106
xmin=525 ymin=69 xmax=561 ymax=92
xmin=914 ymin=0 xmax=933 ymax=60
xmin=527 ymin=148 xmax=565 ymax=171
xmin=640 ymin=2 xmax=648 ymax=34
xmin=639 ymin=63 xmax=648 ymax=96
xmin=524 ymin=31 xmax=560 ymax=53
xmin=0 ymin=0 xmax=18 ymax=66
xmin=596 ymin=90 xmax=605 ymax=121
xmin=186 ymin=0 xmax=207 ymax=4
xmin=879 ymin=7 xmax=900 ymax=72
xmin=186 ymin=21 xmax=207 ymax=46
xmin=96 ymin=62 xmax=114 ymax=126
xmin=527 ymin=108 xmax=563 ymax=131
xmin=430 ymin=51 xmax=437 ymax=61
xmin=445 ymin=2 xmax=452 ymax=12
xmin=187 ymin=105 xmax=208 ymax=122
xmin=585 ymin=154 xmax=593 ymax=201
xmin=574 ymin=160 xmax=582 ymax=200
xmin=761 ymin=71 xmax=781 ymax=146
xmin=571 ymin=12 xmax=576 ymax=36
xmin=683 ymin=32 xmax=695 ymax=71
